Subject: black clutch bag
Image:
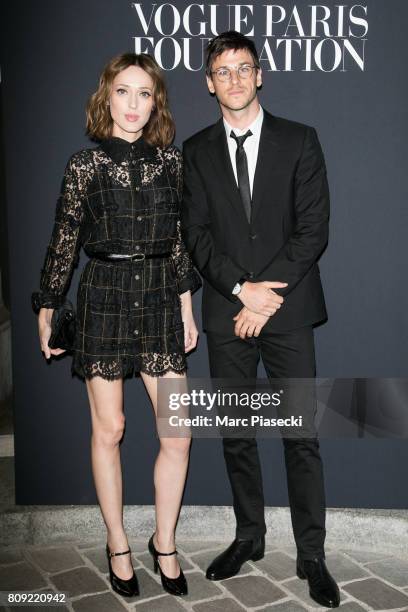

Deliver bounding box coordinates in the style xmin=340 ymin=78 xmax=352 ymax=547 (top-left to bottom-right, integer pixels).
xmin=48 ymin=299 xmax=76 ymax=351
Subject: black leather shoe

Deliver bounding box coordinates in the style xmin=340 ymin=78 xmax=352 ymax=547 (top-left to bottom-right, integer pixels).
xmin=148 ymin=533 xmax=188 ymax=596
xmin=297 ymin=557 xmax=340 ymax=608
xmin=106 ymin=544 xmax=139 ymax=597
xmin=206 ymin=536 xmax=265 ymax=580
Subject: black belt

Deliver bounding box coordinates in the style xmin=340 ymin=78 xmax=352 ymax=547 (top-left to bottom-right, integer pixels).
xmin=93 ymin=252 xmax=171 ymax=262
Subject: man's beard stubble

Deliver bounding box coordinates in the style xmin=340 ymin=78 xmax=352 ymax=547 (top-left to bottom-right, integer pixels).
xmin=218 ymin=86 xmax=259 ymax=114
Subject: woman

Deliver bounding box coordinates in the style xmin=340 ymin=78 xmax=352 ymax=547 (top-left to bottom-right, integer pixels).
xmin=31 ymin=53 xmax=201 ymax=598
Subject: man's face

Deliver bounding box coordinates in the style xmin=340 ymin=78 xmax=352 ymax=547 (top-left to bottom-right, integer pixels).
xmin=206 ymin=48 xmax=262 ymax=112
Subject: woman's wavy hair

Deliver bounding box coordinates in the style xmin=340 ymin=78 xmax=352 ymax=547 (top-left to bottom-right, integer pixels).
xmin=86 ymin=53 xmax=175 ymax=147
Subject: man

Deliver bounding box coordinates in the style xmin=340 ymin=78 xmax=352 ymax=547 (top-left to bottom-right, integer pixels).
xmin=181 ymin=31 xmax=340 ymax=608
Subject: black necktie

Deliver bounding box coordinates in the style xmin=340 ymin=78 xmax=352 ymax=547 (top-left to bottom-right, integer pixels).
xmin=230 ymin=129 xmax=253 ymax=222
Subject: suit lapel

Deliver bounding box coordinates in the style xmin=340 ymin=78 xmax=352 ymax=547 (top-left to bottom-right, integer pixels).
xmin=206 ymin=119 xmax=250 ymax=226
xmin=251 ymin=111 xmax=281 ymax=224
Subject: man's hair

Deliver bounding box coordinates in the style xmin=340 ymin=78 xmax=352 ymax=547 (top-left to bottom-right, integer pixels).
xmin=205 ymin=31 xmax=260 ymax=77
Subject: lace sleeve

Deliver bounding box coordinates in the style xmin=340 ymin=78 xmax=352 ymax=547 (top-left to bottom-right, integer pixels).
xmin=167 ymin=147 xmax=202 ymax=296
xmin=31 ymin=151 xmax=89 ymax=312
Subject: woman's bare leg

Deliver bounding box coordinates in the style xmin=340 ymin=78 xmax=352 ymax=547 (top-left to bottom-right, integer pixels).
xmin=86 ymin=376 xmax=133 ymax=580
xmin=141 ymin=370 xmax=191 ymax=578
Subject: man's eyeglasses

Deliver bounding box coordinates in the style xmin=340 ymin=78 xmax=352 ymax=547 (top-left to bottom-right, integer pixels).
xmin=211 ymin=65 xmax=257 ymax=82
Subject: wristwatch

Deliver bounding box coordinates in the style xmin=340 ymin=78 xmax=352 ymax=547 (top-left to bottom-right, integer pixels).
xmin=232 ymin=277 xmax=248 ymax=296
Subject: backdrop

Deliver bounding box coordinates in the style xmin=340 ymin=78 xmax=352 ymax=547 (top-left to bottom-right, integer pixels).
xmin=2 ymin=0 xmax=407 ymax=506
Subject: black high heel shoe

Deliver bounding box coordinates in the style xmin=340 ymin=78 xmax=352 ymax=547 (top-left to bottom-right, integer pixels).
xmin=148 ymin=533 xmax=188 ymax=596
xmin=106 ymin=543 xmax=139 ymax=598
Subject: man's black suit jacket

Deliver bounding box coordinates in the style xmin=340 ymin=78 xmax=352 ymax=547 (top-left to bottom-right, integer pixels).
xmin=181 ymin=109 xmax=329 ymax=334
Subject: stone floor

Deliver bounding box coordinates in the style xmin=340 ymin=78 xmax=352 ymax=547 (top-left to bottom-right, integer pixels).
xmin=1 ymin=440 xmax=408 ymax=611
xmin=0 ymin=539 xmax=408 ymax=611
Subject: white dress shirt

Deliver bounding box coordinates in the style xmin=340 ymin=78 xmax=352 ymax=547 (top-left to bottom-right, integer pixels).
xmin=223 ymin=105 xmax=264 ymax=198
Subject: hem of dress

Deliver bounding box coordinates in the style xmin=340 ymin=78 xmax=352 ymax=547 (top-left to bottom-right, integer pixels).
xmin=70 ymin=354 xmax=187 ymax=382
xmin=138 ymin=364 xmax=187 ymax=378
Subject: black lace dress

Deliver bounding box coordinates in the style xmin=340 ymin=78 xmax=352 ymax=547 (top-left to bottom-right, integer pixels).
xmin=31 ymin=136 xmax=201 ymax=380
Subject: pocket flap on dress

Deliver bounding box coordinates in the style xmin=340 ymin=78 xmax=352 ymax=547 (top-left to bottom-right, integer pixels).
xmin=153 ymin=187 xmax=178 ymax=206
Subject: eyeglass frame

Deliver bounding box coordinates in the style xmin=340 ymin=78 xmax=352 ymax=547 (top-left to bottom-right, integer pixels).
xmin=210 ymin=64 xmax=259 ymax=82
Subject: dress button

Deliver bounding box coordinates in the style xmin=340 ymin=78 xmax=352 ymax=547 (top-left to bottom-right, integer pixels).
xmin=137 ymin=215 xmax=142 ymax=221
xmin=135 ymin=245 xmax=140 ymax=250
xmin=134 ymin=274 xmax=140 ymax=280
xmin=134 ymin=301 xmax=139 ymax=307
xmin=133 ymin=329 xmax=139 ymax=335
xmin=249 ymin=272 xmax=254 ymax=279
xmin=135 ymin=186 xmax=140 ymax=192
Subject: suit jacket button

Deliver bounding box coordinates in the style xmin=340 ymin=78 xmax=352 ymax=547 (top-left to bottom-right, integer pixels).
xmin=249 ymin=272 xmax=254 ymax=279
xmin=250 ymin=234 xmax=257 ymax=240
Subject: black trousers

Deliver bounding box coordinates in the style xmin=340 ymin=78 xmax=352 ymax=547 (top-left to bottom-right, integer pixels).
xmin=206 ymin=326 xmax=326 ymax=560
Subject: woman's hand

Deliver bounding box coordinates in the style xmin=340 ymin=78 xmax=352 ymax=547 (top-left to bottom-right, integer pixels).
xmin=183 ymin=311 xmax=199 ymax=352
xmin=180 ymin=291 xmax=199 ymax=353
xmin=38 ymin=308 xmax=66 ymax=359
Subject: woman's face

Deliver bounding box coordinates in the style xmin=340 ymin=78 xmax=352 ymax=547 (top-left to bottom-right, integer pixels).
xmin=109 ymin=65 xmax=154 ymax=141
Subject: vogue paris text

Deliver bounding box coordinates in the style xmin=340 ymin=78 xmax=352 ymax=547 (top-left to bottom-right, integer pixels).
xmin=131 ymin=3 xmax=368 ymax=71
